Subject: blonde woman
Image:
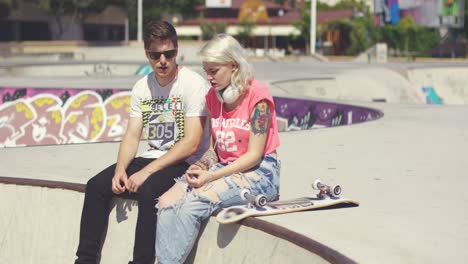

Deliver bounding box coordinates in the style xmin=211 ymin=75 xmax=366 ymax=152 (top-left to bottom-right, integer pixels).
xmin=155 ymin=34 xmax=281 ymax=263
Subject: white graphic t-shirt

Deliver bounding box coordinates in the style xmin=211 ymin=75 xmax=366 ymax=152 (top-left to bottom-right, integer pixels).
xmin=129 ymin=66 xmax=210 ymax=164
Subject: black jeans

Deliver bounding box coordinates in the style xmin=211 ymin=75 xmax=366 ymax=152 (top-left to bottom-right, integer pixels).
xmin=75 ymin=157 xmax=189 ymax=264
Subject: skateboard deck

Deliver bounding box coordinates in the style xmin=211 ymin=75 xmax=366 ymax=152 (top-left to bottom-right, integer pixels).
xmin=216 ymin=179 xmax=359 ymax=224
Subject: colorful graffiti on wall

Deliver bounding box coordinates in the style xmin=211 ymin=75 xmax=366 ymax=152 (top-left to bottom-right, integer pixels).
xmin=421 ymin=86 xmax=444 ymax=104
xmin=0 ymin=87 xmax=383 ymax=148
xmin=274 ymin=97 xmax=383 ymax=132
xmin=0 ymin=88 xmax=131 ymax=147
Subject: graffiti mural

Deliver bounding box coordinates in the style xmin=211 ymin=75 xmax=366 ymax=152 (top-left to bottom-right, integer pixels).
xmin=421 ymin=86 xmax=444 ymax=104
xmin=0 ymin=88 xmax=383 ymax=147
xmin=274 ymin=97 xmax=383 ymax=132
xmin=0 ymin=88 xmax=131 ymax=147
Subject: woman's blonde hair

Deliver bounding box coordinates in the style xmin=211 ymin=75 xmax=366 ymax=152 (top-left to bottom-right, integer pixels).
xmin=198 ymin=34 xmax=254 ymax=94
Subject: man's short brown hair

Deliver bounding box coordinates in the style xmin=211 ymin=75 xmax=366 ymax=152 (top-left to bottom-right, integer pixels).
xmin=143 ymin=20 xmax=178 ymax=49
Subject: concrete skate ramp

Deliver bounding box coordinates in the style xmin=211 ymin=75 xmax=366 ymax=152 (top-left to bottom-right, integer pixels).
xmin=406 ymin=67 xmax=468 ymax=104
xmin=274 ymin=66 xmax=468 ymax=105
xmin=0 ymin=177 xmax=355 ymax=264
xmin=274 ymin=68 xmax=418 ymax=104
xmin=3 ymin=62 xmax=146 ymax=77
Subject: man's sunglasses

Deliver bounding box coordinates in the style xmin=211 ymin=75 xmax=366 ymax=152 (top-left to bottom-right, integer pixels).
xmin=146 ymin=49 xmax=177 ymax=60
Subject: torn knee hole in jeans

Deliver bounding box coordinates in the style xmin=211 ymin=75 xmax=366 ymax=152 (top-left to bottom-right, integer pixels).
xmin=238 ymin=171 xmax=261 ymax=183
xmin=194 ymin=172 xmax=260 ymax=202
xmin=156 ymin=181 xmax=187 ymax=210
xmin=229 ymin=172 xmax=262 ymax=190
xmin=194 ymin=178 xmax=230 ymax=203
xmin=156 ymin=172 xmax=262 ymax=208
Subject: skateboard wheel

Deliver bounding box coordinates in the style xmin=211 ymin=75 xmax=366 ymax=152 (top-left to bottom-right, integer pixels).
xmin=255 ymin=195 xmax=267 ymax=207
xmin=240 ymin=189 xmax=251 ymax=201
xmin=332 ymin=185 xmax=342 ymax=196
xmin=312 ymin=179 xmax=322 ymax=190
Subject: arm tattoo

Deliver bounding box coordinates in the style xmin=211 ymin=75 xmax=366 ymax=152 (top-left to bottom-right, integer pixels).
xmin=194 ymin=148 xmax=218 ymax=170
xmin=250 ymin=100 xmax=271 ymax=135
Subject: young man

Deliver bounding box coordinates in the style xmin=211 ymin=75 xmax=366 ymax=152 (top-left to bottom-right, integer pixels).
xmin=75 ymin=21 xmax=210 ymax=264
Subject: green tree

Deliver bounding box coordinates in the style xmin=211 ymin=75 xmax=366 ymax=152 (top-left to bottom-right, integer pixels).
xmin=333 ymin=0 xmax=368 ymax=14
xmin=318 ymin=0 xmax=368 ymax=15
xmin=139 ymin=0 xmax=203 ymax=23
xmin=325 ymin=17 xmax=377 ymax=55
xmin=378 ymin=16 xmax=440 ymax=57
xmin=292 ymin=8 xmax=310 ymax=54
xmin=293 ymin=0 xmax=373 ymax=54
xmin=348 ymin=17 xmax=378 ymax=54
xmin=237 ymin=18 xmax=256 ymax=46
xmin=267 ymin=0 xmax=285 ymax=5
xmin=378 ymin=25 xmax=400 ymax=52
xmin=0 ymin=0 xmax=17 ymax=18
xmin=34 ymin=0 xmax=115 ymax=39
xmin=464 ymin=2 xmax=468 ymax=39
xmin=397 ymin=16 xmax=417 ymax=54
xmin=125 ymin=0 xmax=203 ymax=40
xmin=411 ymin=27 xmax=440 ymax=56
xmin=454 ymin=1 xmax=468 ymax=39
xmin=317 ymin=1 xmax=332 ymax=11
xmin=199 ymin=19 xmax=226 ymax=40
xmin=32 ymin=0 xmax=203 ymax=40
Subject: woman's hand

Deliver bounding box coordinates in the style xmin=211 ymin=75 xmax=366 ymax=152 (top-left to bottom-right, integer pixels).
xmin=186 ymin=169 xmax=214 ymax=188
xmin=187 ymin=164 xmax=202 ymax=172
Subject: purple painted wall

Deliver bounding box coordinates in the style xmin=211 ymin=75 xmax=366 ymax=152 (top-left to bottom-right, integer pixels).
xmin=0 ymin=87 xmax=383 ymax=147
xmin=274 ymin=97 xmax=383 ymax=131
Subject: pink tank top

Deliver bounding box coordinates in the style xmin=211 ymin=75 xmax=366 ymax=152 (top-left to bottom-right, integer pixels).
xmin=206 ymin=80 xmax=280 ymax=163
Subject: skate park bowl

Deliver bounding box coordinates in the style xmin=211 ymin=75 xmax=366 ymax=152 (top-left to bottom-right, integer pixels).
xmin=1 ymin=55 xmax=468 ymax=263
xmin=272 ymin=66 xmax=468 ymax=105
xmin=0 ymin=91 xmax=380 ymax=263
xmin=0 ymin=61 xmax=152 ymax=77
xmin=0 ymin=79 xmax=381 ymax=262
xmin=0 ymin=176 xmax=356 ymax=264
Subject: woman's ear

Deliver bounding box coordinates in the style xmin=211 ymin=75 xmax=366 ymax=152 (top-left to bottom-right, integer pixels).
xmin=231 ymin=63 xmax=239 ymax=72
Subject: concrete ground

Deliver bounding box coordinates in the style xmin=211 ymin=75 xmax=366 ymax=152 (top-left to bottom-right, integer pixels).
xmin=1 ymin=55 xmax=468 ymax=263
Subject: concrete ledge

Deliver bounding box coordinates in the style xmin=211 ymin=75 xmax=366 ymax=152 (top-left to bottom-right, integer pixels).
xmin=0 ymin=176 xmax=356 ymax=264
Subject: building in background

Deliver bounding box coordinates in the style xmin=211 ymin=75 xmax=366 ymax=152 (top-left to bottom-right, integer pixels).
xmin=176 ymin=0 xmax=355 ymax=54
xmin=374 ymin=0 xmax=465 ymax=28
xmin=0 ymin=0 xmax=360 ymax=56
xmin=0 ymin=0 xmax=127 ymax=42
xmin=176 ymin=0 xmax=302 ymax=52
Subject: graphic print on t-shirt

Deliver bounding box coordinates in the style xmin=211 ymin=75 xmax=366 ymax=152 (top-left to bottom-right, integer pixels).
xmin=212 ymin=117 xmax=250 ymax=154
xmin=141 ymin=97 xmax=184 ymax=151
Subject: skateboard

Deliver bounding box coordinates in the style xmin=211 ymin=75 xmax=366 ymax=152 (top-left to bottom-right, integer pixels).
xmin=216 ymin=179 xmax=359 ymax=224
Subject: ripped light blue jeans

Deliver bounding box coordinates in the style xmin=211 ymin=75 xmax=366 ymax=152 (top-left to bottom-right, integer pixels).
xmin=155 ymin=154 xmax=281 ymax=264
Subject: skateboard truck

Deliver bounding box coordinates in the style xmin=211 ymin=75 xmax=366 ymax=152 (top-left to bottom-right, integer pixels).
xmin=240 ymin=189 xmax=267 ymax=208
xmin=312 ymin=179 xmax=342 ymax=199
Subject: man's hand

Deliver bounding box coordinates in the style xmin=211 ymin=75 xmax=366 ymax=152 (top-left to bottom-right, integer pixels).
xmin=126 ymin=170 xmax=151 ymax=193
xmin=111 ymin=171 xmax=128 ymax=194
